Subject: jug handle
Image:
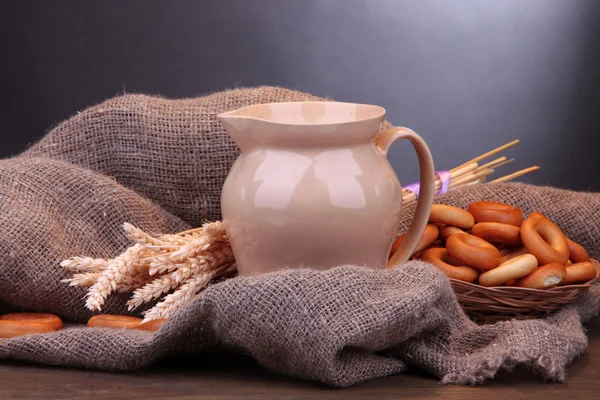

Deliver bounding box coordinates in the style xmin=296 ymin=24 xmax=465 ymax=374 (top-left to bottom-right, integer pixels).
xmin=375 ymin=127 xmax=436 ymax=267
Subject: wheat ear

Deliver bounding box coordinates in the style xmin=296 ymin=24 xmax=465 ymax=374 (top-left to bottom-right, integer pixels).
xmin=61 ymin=272 xmax=102 ymax=286
xmin=141 ymin=270 xmax=218 ymax=322
xmin=60 ymin=257 xmax=108 ymax=273
xmin=85 ymin=244 xmax=143 ymax=311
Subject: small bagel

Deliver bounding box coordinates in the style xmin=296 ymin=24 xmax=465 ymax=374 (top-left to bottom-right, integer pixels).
xmin=429 ymin=204 xmax=475 ymax=229
xmin=446 ymin=233 xmax=502 ymax=271
xmin=561 ymin=262 xmax=597 ymax=285
xmin=515 ymin=263 xmax=567 ymax=289
xmin=500 ymin=246 xmax=530 ymax=264
xmin=567 ymin=239 xmax=590 ymax=264
xmin=138 ymin=318 xmax=167 ymax=332
xmin=471 ymin=222 xmax=522 ymax=247
xmin=421 ymin=241 xmax=445 ymax=250
xmin=467 ymin=201 xmax=523 ymax=227
xmin=499 ymin=247 xmax=515 ymax=256
xmin=420 ymin=247 xmax=480 ymax=283
xmin=389 ymin=224 xmax=439 ymax=259
xmin=478 ymin=254 xmax=539 ymax=287
xmin=87 ymin=314 xmax=143 ymax=330
xmin=439 ymin=225 xmax=467 ymax=241
xmin=528 ymin=211 xmax=547 ymax=220
xmin=0 ymin=313 xmax=63 ymax=338
xmin=520 ymin=215 xmax=569 ymax=265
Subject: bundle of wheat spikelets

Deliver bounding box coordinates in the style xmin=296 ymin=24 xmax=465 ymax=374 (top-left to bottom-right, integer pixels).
xmin=60 ymin=221 xmax=235 ymax=322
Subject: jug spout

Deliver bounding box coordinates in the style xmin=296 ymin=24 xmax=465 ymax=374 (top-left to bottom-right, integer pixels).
xmin=218 ymin=102 xmax=386 ymax=151
xmin=217 ymin=112 xmax=257 ymax=152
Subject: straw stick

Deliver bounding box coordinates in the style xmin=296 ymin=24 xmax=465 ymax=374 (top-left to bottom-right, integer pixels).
xmin=489 ymin=166 xmax=540 ymax=183
xmin=455 ymin=139 xmax=519 ymax=170
xmin=483 ymin=158 xmax=514 ymax=171
xmin=175 ymin=227 xmax=204 ymax=236
xmin=473 ymin=157 xmax=507 ymax=173
xmin=397 ymin=139 xmax=538 ymax=207
xmin=450 ymin=169 xmax=496 ymax=187
xmin=402 ymin=168 xmax=496 ymax=206
xmin=450 ymin=162 xmax=479 ymax=175
xmin=402 ymin=162 xmax=479 ymax=196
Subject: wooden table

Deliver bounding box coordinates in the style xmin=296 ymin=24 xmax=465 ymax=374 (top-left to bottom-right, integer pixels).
xmin=1 ymin=316 xmax=599 ymax=399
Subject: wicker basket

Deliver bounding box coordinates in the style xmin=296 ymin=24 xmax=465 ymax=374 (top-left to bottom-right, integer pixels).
xmin=450 ymin=259 xmax=600 ymax=323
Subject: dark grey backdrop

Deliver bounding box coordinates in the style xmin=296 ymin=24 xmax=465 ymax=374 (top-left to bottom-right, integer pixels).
xmin=1 ymin=0 xmax=599 ymax=191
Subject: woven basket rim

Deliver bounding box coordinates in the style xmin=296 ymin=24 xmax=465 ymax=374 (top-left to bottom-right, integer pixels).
xmin=449 ymin=259 xmax=599 ymax=293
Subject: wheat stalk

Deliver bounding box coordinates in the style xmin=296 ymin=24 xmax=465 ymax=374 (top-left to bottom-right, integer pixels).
xmin=61 ymin=272 xmax=102 ymax=287
xmin=141 ymin=265 xmax=228 ymax=322
xmin=123 ymin=223 xmax=170 ymax=247
xmin=60 ymin=257 xmax=108 ymax=273
xmin=61 ymin=221 xmax=235 ymax=320
xmin=84 ymin=244 xmax=144 ymax=311
xmin=126 ymin=274 xmax=180 ymax=309
xmin=116 ymin=271 xmax=155 ymax=293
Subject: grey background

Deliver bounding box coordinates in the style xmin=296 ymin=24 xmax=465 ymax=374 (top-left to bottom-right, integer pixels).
xmin=1 ymin=0 xmax=599 ymax=191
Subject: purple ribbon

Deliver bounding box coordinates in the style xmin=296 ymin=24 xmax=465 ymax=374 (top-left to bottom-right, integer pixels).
xmin=404 ymin=170 xmax=451 ymax=198
xmin=403 ymin=182 xmax=421 ymax=197
xmin=437 ymin=170 xmax=451 ymax=195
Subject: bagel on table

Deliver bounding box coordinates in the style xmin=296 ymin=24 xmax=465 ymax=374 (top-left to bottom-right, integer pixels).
xmin=0 ymin=313 xmax=63 ymax=338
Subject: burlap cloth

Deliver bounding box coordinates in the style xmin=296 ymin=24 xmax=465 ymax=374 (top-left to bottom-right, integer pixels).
xmin=0 ymin=86 xmax=599 ymax=387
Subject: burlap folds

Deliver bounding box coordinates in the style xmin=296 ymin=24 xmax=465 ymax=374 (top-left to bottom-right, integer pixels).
xmin=0 ymin=86 xmax=598 ymax=387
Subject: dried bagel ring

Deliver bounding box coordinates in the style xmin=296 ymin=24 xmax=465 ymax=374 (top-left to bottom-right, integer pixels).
xmin=138 ymin=319 xmax=167 ymax=332
xmin=467 ymin=201 xmax=523 ymax=227
xmin=528 ymin=211 xmax=547 ymax=220
xmin=0 ymin=313 xmax=63 ymax=338
xmin=389 ymin=224 xmax=439 ymax=259
xmin=520 ymin=215 xmax=569 ymax=265
xmin=515 ymin=262 xmax=567 ymax=289
xmin=478 ymin=254 xmax=539 ymax=287
xmin=439 ymin=225 xmax=467 ymax=241
xmin=471 ymin=222 xmax=521 ymax=247
xmin=87 ymin=314 xmax=143 ymax=329
xmin=420 ymin=247 xmax=479 ymax=283
xmin=499 ymin=246 xmax=530 ymax=264
xmin=499 ymin=246 xmax=516 ymax=256
xmin=446 ymin=233 xmax=502 ymax=271
xmin=567 ymin=239 xmax=590 ymax=264
xmin=429 ymin=204 xmax=474 ymax=229
xmin=561 ymin=262 xmax=597 ymax=285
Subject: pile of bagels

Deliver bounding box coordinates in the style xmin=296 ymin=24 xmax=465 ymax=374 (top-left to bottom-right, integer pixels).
xmin=0 ymin=313 xmax=166 ymax=338
xmin=390 ymin=201 xmax=598 ymax=289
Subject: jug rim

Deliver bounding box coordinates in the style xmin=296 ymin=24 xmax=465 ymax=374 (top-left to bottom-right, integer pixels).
xmin=217 ymin=101 xmax=386 ymax=126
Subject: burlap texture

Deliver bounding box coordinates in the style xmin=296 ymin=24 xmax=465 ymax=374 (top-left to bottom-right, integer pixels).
xmin=20 ymin=87 xmax=337 ymax=226
xmin=0 ymin=86 xmax=599 ymax=387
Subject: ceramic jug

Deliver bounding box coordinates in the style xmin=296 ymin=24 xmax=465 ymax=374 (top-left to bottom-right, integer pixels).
xmin=218 ymin=101 xmax=435 ymax=276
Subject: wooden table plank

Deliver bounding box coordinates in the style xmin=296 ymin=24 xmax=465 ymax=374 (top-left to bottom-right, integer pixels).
xmin=1 ymin=315 xmax=598 ymax=399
